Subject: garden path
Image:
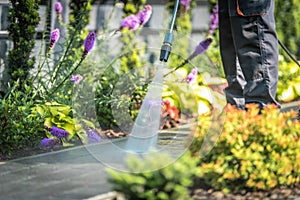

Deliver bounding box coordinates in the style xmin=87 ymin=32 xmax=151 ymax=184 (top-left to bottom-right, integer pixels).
xmin=0 ymin=124 xmax=193 ymax=200
xmin=0 ymin=101 xmax=298 ymax=200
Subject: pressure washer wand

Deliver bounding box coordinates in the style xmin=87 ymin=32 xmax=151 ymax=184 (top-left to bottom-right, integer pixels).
xmin=159 ymin=0 xmax=180 ymax=62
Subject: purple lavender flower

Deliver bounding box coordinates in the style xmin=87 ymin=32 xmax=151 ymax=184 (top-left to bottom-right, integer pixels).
xmin=164 ymin=38 xmax=212 ymax=78
xmin=184 ymin=68 xmax=198 ymax=84
xmin=49 ymin=28 xmax=60 ymax=49
xmin=40 ymin=138 xmax=61 ymax=149
xmin=86 ymin=129 xmax=103 ymax=143
xmin=187 ymin=37 xmax=213 ymax=61
xmin=180 ymin=0 xmax=191 ymax=9
xmin=120 ymin=15 xmax=141 ymax=30
xmin=136 ymin=4 xmax=152 ymax=26
xmin=47 ymin=126 xmax=69 ymax=138
xmin=82 ymin=32 xmax=96 ymax=59
xmin=208 ymin=3 xmax=219 ymax=35
xmin=70 ymin=74 xmax=83 ymax=84
xmin=55 ymin=2 xmax=63 ymax=13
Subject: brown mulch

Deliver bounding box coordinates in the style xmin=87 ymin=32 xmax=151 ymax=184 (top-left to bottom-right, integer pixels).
xmin=191 ymin=182 xmax=300 ymax=200
xmin=0 ymin=146 xmax=65 ymax=161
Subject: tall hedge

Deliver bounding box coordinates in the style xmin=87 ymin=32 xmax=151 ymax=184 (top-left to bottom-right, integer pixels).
xmin=7 ymin=0 xmax=40 ymax=87
xmin=275 ymin=0 xmax=300 ymax=59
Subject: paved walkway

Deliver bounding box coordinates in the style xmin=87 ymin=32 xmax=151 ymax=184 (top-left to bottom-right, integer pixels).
xmin=0 ymin=145 xmax=111 ymax=200
xmin=0 ymin=102 xmax=298 ymax=200
xmin=0 ymin=125 xmax=192 ymax=200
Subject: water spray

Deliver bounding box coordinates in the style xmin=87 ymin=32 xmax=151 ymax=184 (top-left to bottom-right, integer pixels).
xmin=124 ymin=1 xmax=181 ymax=153
xmin=159 ymin=0 xmax=180 ymax=62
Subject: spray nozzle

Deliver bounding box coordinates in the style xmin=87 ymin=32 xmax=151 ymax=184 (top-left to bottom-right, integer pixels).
xmin=159 ymin=32 xmax=173 ymax=62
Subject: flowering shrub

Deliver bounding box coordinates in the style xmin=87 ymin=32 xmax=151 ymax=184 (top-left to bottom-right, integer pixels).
xmin=191 ymin=104 xmax=300 ymax=192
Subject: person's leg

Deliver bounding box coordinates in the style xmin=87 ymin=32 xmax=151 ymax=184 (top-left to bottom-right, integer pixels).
xmin=218 ymin=0 xmax=246 ymax=109
xmin=229 ymin=0 xmax=280 ymax=108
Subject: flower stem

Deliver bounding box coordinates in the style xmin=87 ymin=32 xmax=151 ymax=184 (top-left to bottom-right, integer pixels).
xmin=163 ymin=59 xmax=189 ymax=78
xmin=48 ymin=57 xmax=84 ymax=97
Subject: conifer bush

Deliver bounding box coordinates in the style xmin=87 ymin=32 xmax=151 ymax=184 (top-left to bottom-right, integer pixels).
xmin=107 ymin=152 xmax=198 ymax=200
xmin=7 ymin=0 xmax=40 ymax=87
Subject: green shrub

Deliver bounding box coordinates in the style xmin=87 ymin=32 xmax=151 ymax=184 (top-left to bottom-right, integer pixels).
xmin=0 ymin=83 xmax=46 ymax=156
xmin=107 ymin=152 xmax=198 ymax=200
xmin=191 ymin=104 xmax=300 ymax=193
xmin=95 ymin=67 xmax=148 ymax=131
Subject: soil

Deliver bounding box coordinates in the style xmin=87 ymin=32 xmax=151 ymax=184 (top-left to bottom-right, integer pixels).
xmin=191 ymin=182 xmax=300 ymax=200
xmin=0 ymin=146 xmax=65 ymax=161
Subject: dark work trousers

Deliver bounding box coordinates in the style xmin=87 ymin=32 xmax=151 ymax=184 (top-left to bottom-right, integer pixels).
xmin=218 ymin=0 xmax=280 ymax=109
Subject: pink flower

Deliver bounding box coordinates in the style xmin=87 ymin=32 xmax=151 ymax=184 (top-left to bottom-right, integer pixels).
xmin=120 ymin=15 xmax=140 ymax=30
xmin=49 ymin=28 xmax=60 ymax=48
xmin=70 ymin=74 xmax=83 ymax=84
xmin=55 ymin=2 xmax=63 ymax=21
xmin=184 ymin=68 xmax=198 ymax=84
xmin=82 ymin=32 xmax=96 ymax=58
xmin=208 ymin=3 xmax=219 ymax=35
xmin=180 ymin=0 xmax=191 ymax=9
xmin=55 ymin=2 xmax=63 ymax=13
xmin=136 ymin=4 xmax=152 ymax=26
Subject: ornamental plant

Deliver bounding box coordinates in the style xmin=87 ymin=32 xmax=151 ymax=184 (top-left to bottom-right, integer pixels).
xmin=55 ymin=2 xmax=63 ymax=21
xmin=191 ymin=104 xmax=300 ymax=192
xmin=51 ymin=0 xmax=92 ymax=86
xmin=95 ymin=2 xmax=151 ymax=131
xmin=32 ymin=102 xmax=76 ymax=140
